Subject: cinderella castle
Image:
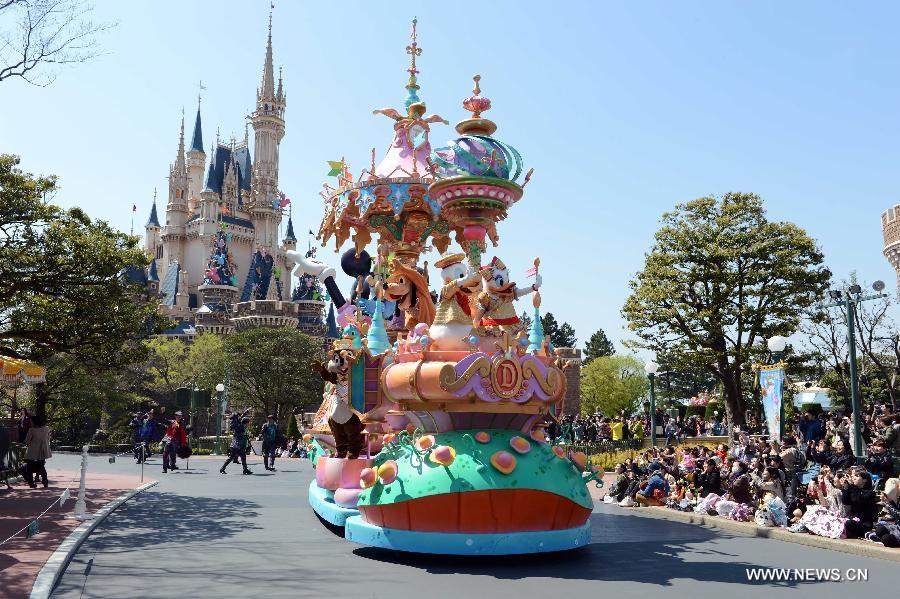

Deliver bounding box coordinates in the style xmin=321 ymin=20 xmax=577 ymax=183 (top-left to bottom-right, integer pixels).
xmin=137 ymin=14 xmax=333 ymax=339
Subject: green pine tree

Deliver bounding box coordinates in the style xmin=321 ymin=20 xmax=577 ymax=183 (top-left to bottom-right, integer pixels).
xmin=584 ymin=328 xmax=615 ymax=364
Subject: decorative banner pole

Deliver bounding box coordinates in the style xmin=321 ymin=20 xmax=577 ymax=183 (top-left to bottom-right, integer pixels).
xmin=71 ymin=445 xmax=93 ymax=520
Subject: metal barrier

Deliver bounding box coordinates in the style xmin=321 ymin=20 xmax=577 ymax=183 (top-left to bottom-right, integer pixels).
xmin=1 ymin=442 xmax=26 ymax=490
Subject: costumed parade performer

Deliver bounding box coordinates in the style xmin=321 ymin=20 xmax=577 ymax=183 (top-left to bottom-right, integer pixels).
xmin=220 ymin=408 xmax=253 ymax=475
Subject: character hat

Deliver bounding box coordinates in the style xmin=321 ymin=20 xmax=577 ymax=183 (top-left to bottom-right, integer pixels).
xmin=487 ymin=256 xmax=506 ymax=270
xmin=435 ymin=251 xmax=466 ymax=269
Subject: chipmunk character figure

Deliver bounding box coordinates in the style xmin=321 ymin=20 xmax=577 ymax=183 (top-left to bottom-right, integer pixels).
xmin=311 ymin=348 xmax=364 ymax=459
xmin=385 ymin=261 xmax=435 ymax=331
xmin=429 ymin=252 xmax=481 ymax=350
xmin=473 ymin=256 xmax=542 ymax=335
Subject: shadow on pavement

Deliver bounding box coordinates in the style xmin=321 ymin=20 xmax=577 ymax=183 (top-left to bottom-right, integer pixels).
xmin=353 ymin=510 xmax=811 ymax=588
xmin=69 ymin=490 xmax=262 ymax=552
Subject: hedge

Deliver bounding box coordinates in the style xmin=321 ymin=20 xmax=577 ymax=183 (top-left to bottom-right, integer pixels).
xmin=800 ymin=403 xmax=823 ymax=414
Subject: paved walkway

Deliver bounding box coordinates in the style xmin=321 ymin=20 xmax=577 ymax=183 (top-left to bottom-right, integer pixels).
xmin=42 ymin=452 xmax=899 ymax=599
xmin=0 ymin=463 xmax=149 ymax=599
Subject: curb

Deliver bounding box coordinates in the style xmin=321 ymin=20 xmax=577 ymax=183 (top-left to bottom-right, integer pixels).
xmin=623 ymin=504 xmax=900 ymax=563
xmin=29 ymin=480 xmax=159 ymax=599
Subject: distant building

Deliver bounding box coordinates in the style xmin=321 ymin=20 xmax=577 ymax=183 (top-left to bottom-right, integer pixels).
xmin=139 ymin=14 xmax=324 ymax=339
xmin=882 ymin=204 xmax=900 ymax=290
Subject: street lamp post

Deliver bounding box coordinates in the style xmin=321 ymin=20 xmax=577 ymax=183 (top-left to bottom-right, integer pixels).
xmin=215 ymin=383 xmax=226 ymax=455
xmin=823 ymin=282 xmax=886 ymax=463
xmin=644 ymin=361 xmax=659 ymax=448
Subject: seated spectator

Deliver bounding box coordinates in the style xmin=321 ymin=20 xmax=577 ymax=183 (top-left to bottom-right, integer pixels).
xmin=865 ymin=440 xmax=895 ymax=486
xmin=726 ymin=461 xmax=753 ymax=504
xmin=605 ymin=464 xmax=628 ymax=502
xmin=839 ymin=467 xmax=879 ymax=539
xmin=715 ymin=444 xmax=728 ymax=462
xmin=635 ymin=462 xmax=670 ymax=506
xmin=810 ymin=436 xmax=855 ymax=472
xmin=755 ymin=466 xmax=786 ymax=501
xmin=868 ymin=478 xmax=900 ymax=547
xmin=878 ymin=415 xmax=899 ymax=454
xmin=695 ymin=458 xmax=723 ymax=497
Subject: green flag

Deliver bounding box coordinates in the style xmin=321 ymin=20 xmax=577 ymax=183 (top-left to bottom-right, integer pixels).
xmin=327 ymin=160 xmax=343 ymax=177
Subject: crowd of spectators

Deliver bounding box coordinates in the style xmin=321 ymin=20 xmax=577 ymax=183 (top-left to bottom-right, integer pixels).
xmin=552 ymin=409 xmax=730 ymax=447
xmin=602 ymin=402 xmax=900 ymax=548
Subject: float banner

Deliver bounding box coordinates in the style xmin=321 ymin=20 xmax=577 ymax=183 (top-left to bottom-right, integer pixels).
xmin=759 ymin=366 xmax=784 ymax=442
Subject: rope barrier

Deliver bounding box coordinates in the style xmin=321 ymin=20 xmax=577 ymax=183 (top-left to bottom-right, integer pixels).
xmin=0 ymin=488 xmax=71 ymax=546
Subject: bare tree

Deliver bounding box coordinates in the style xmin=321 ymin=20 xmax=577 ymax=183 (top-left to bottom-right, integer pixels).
xmin=0 ymin=0 xmax=113 ymax=86
xmin=800 ymin=275 xmax=899 ymax=411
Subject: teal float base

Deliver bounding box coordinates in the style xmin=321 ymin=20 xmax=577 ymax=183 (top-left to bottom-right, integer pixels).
xmin=344 ymin=515 xmax=592 ymax=555
xmin=308 ymin=480 xmax=359 ymax=527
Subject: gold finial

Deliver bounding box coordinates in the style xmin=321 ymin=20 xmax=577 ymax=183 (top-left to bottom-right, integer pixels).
xmin=457 ymin=74 xmax=496 ymax=135
xmin=405 ymin=17 xmax=422 ymax=103
xmin=472 ymin=74 xmax=481 ymax=96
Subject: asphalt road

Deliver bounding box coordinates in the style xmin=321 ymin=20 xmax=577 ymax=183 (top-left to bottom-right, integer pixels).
xmin=47 ymin=452 xmax=899 ymax=599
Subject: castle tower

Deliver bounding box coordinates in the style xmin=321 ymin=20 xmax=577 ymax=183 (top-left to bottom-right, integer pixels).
xmin=882 ymin=204 xmax=900 ymax=290
xmin=250 ymin=12 xmax=286 ymax=251
xmin=161 ymin=113 xmax=190 ymax=266
xmin=144 ymin=188 xmax=161 ymax=261
xmin=187 ymin=99 xmax=206 ymax=211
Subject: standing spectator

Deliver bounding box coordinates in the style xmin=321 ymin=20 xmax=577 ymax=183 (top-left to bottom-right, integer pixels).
xmin=260 ymin=414 xmax=279 ymax=471
xmin=780 ymin=436 xmax=806 ymax=504
xmin=878 ymin=415 xmax=899 ymax=454
xmin=665 ymin=418 xmax=679 ymax=446
xmin=128 ymin=413 xmax=144 ymax=462
xmin=17 ymin=408 xmax=32 ymax=443
xmin=610 ymin=417 xmax=624 ymax=442
xmin=799 ymin=411 xmax=824 ymax=443
xmin=21 ymin=414 xmax=51 ymax=488
xmin=162 ymin=411 xmax=187 ymax=473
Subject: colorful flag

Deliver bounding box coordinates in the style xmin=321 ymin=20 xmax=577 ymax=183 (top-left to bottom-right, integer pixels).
xmin=59 ymin=488 xmax=70 ymax=506
xmin=525 ymin=265 xmax=538 ymax=277
xmin=327 ymin=160 xmax=343 ymax=177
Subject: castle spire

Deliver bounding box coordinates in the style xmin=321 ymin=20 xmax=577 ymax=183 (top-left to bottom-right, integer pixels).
xmin=405 ymin=17 xmax=422 ymax=108
xmin=259 ymin=7 xmax=276 ymax=102
xmin=146 ymin=188 xmax=160 ymax=227
xmin=174 ymin=109 xmax=186 ymax=172
xmin=284 ymin=213 xmax=296 ymax=241
xmin=189 ymin=95 xmax=204 ymax=154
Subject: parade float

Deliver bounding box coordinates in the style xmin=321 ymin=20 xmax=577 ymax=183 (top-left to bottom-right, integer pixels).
xmin=293 ymin=21 xmax=599 ymax=555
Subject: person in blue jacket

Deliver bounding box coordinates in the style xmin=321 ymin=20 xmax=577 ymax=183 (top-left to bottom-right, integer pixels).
xmin=635 ymin=462 xmax=670 ymax=506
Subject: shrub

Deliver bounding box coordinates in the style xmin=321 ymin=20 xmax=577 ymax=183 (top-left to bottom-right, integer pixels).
xmin=800 ymin=402 xmax=823 ymax=415
xmin=685 ymin=405 xmax=706 ymax=418
xmin=705 ymin=402 xmax=723 ymax=420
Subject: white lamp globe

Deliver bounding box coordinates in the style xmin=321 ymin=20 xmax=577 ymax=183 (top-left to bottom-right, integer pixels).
xmin=215 ymin=383 xmax=225 ymax=393
xmin=644 ymin=361 xmax=659 ymax=375
xmin=767 ymin=335 xmax=787 ymax=353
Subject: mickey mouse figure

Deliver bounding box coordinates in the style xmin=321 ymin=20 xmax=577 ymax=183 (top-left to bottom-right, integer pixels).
xmin=311 ymin=348 xmax=364 ymax=459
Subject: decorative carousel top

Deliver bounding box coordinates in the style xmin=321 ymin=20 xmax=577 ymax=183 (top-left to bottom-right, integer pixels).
xmin=316 ymin=18 xmax=452 ymax=264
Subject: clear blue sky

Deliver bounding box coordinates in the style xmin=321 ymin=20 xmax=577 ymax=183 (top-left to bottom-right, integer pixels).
xmin=3 ymin=0 xmax=899 ymax=354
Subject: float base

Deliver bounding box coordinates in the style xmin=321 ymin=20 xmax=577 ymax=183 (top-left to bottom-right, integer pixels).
xmin=308 ymin=481 xmax=359 ymax=527
xmin=344 ymin=516 xmax=591 ymax=555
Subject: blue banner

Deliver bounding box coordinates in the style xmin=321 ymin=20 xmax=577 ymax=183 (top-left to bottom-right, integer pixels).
xmin=759 ymin=366 xmax=785 ymax=442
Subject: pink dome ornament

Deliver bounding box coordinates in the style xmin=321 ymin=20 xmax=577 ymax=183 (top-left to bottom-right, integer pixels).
xmin=551 ymin=445 xmax=567 ymax=459
xmin=415 ymin=434 xmax=435 ymax=452
xmin=490 ymin=451 xmax=517 ymax=474
xmin=474 ymin=431 xmax=491 ymax=444
xmin=377 ymin=460 xmax=398 ymax=485
xmin=360 ymin=467 xmax=378 ymax=489
xmin=509 ymin=436 xmax=531 ymax=454
xmin=429 ymin=445 xmax=456 ymax=466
